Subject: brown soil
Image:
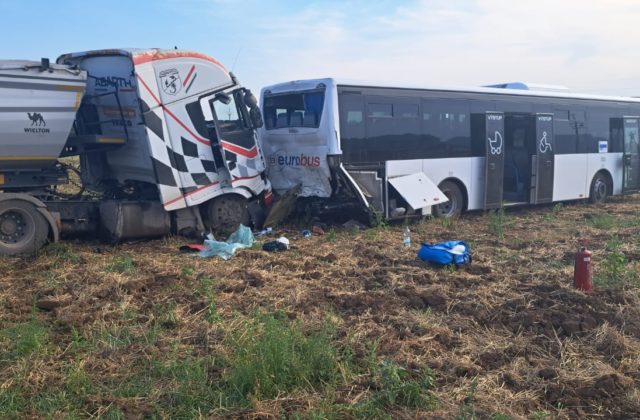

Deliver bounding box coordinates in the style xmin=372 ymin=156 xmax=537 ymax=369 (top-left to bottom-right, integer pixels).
xmin=2 ymin=195 xmax=640 ymax=418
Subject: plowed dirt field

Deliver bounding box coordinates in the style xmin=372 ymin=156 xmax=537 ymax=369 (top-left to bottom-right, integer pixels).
xmin=2 ymin=196 xmax=640 ymax=419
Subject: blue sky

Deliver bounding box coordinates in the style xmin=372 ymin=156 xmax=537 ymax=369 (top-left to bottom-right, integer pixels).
xmin=5 ymin=0 xmax=640 ymax=95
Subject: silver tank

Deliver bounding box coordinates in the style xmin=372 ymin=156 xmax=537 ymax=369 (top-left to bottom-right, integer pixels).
xmin=0 ymin=60 xmax=86 ymax=171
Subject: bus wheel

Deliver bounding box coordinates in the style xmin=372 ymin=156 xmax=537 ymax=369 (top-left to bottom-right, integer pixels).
xmin=0 ymin=199 xmax=49 ymax=256
xmin=433 ymin=181 xmax=463 ymax=218
xmin=589 ymin=173 xmax=609 ymax=204
xmin=206 ymin=195 xmax=250 ymax=237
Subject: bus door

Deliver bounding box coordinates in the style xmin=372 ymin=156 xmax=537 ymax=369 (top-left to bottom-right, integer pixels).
xmin=622 ymin=117 xmax=640 ymax=193
xmin=530 ymin=113 xmax=555 ymax=204
xmin=484 ymin=112 xmax=505 ymax=209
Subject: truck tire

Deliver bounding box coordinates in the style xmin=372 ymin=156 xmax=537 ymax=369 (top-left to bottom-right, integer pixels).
xmin=0 ymin=199 xmax=49 ymax=256
xmin=433 ymin=180 xmax=464 ymax=218
xmin=589 ymin=172 xmax=609 ymax=204
xmin=206 ymin=195 xmax=250 ymax=237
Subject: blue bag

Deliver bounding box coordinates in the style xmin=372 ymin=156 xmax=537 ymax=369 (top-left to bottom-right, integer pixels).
xmin=417 ymin=241 xmax=471 ymax=266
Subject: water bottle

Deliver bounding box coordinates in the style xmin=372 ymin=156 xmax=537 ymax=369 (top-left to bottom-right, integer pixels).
xmin=403 ymin=226 xmax=411 ymax=248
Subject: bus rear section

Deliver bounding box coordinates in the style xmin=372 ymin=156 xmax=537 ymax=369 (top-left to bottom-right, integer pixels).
xmin=259 ymin=79 xmax=448 ymax=221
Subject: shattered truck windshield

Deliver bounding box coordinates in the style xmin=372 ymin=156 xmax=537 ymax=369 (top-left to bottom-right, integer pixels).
xmin=263 ymin=89 xmax=325 ymax=130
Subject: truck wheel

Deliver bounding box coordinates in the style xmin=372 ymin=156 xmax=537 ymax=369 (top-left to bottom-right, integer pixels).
xmin=589 ymin=173 xmax=609 ymax=204
xmin=0 ymin=200 xmax=49 ymax=256
xmin=206 ymin=195 xmax=250 ymax=237
xmin=433 ymin=181 xmax=463 ymax=218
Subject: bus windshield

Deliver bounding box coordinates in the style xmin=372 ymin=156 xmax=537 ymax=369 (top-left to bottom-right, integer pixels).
xmin=263 ymin=89 xmax=325 ymax=130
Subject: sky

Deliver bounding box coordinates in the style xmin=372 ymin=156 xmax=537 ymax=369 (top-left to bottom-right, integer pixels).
xmin=4 ymin=0 xmax=640 ymax=96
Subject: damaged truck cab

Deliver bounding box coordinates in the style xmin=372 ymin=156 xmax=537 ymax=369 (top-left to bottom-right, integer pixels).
xmin=0 ymin=48 xmax=271 ymax=255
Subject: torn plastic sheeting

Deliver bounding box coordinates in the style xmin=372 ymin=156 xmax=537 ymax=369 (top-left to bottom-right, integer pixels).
xmin=198 ymin=224 xmax=254 ymax=260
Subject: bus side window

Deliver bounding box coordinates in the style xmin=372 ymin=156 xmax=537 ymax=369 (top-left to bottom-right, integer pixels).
xmin=586 ymin=107 xmax=613 ymax=153
xmin=554 ymin=110 xmax=577 ymax=154
xmin=338 ymin=93 xmax=365 ymax=160
xmin=422 ymin=99 xmax=471 ymax=158
xmin=339 ymin=93 xmax=365 ymax=139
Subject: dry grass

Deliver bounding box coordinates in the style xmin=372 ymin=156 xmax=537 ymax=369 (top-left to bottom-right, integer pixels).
xmin=2 ymin=195 xmax=640 ymax=418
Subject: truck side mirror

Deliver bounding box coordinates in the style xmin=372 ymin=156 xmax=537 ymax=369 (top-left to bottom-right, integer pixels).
xmin=250 ymin=107 xmax=263 ymax=129
xmin=243 ymin=89 xmax=258 ymax=108
xmin=242 ymin=89 xmax=263 ymax=128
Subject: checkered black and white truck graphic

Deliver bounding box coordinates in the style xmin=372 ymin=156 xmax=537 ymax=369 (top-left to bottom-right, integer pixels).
xmin=0 ymin=48 xmax=272 ymax=255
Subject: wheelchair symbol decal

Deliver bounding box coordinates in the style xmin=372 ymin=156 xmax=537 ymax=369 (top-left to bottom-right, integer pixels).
xmin=539 ymin=131 xmax=552 ymax=153
xmin=488 ymin=131 xmax=503 ymax=155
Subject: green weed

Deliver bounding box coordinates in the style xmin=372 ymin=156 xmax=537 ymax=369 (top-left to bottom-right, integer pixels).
xmin=369 ymin=206 xmax=387 ymax=229
xmin=0 ymin=387 xmax=24 ymax=417
xmin=224 ymin=313 xmax=342 ymax=402
xmin=326 ymin=228 xmax=338 ymax=243
xmin=490 ymin=413 xmax=512 ymax=420
xmin=153 ymin=302 xmax=179 ymax=329
xmin=196 ymin=275 xmax=221 ymax=323
xmin=105 ymin=255 xmax=135 ymax=273
xmin=149 ymin=356 xmax=221 ymax=416
xmin=41 ymin=242 xmax=81 ymax=264
xmin=530 ymin=411 xmax=550 ymax=420
xmin=586 ymin=213 xmax=616 ymax=229
xmin=2 ymin=318 xmax=49 ymax=358
xmin=594 ymin=235 xmax=638 ymax=287
xmin=65 ymin=362 xmax=93 ymax=396
xmin=456 ymin=378 xmax=478 ymax=420
xmin=544 ymin=203 xmax=564 ymax=221
xmin=440 ymin=216 xmax=455 ymax=230
xmin=180 ymin=265 xmax=195 ymax=278
xmin=488 ymin=208 xmax=507 ymax=240
xmin=352 ymin=360 xmax=435 ymax=417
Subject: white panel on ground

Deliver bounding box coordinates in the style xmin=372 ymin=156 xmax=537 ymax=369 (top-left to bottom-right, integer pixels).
xmin=388 ymin=172 xmax=448 ymax=210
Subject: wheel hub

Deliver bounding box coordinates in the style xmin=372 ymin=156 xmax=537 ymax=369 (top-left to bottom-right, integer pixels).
xmin=0 ymin=211 xmax=26 ymax=243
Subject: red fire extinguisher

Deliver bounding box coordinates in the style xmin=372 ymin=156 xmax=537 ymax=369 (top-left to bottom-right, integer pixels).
xmin=574 ymin=241 xmax=593 ymax=292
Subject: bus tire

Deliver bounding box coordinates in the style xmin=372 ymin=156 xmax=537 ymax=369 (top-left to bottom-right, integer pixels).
xmin=589 ymin=172 xmax=609 ymax=204
xmin=206 ymin=194 xmax=251 ymax=237
xmin=0 ymin=199 xmax=49 ymax=256
xmin=433 ymin=180 xmax=464 ymax=218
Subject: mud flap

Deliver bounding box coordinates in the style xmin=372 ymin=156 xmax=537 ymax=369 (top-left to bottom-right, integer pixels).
xmin=388 ymin=172 xmax=449 ymax=214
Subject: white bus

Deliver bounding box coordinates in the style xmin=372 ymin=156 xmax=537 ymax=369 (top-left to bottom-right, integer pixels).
xmin=259 ymin=78 xmax=640 ymax=219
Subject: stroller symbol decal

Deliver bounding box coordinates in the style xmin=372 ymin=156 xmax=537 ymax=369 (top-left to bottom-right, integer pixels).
xmin=488 ymin=131 xmax=503 ymax=155
xmin=539 ymin=131 xmax=552 ymax=153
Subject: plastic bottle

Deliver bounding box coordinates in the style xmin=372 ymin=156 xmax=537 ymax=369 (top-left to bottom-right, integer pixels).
xmin=403 ymin=226 xmax=411 ymax=248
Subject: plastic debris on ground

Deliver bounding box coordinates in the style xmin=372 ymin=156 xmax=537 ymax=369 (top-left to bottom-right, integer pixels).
xmin=179 ymin=244 xmax=205 ymax=253
xmin=417 ymin=240 xmax=471 ymax=266
xmin=255 ymin=227 xmax=273 ymax=237
xmin=262 ymin=236 xmax=289 ymax=252
xmin=312 ymin=225 xmax=325 ymax=235
xmin=302 ymin=230 xmax=312 ymax=238
xmin=198 ymin=224 xmax=254 ymax=260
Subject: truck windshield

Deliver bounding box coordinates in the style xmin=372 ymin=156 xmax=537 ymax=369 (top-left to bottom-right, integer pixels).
xmin=263 ymin=89 xmax=325 ymax=130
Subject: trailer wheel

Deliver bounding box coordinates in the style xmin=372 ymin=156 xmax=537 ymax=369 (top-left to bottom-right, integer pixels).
xmin=206 ymin=195 xmax=250 ymax=237
xmin=589 ymin=172 xmax=609 ymax=204
xmin=433 ymin=180 xmax=463 ymax=218
xmin=0 ymin=199 xmax=49 ymax=256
